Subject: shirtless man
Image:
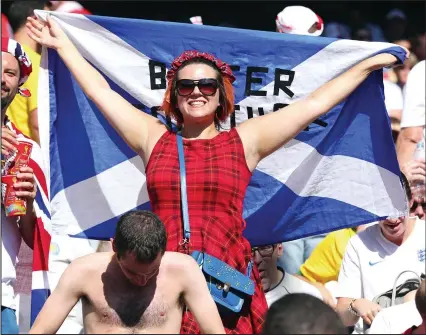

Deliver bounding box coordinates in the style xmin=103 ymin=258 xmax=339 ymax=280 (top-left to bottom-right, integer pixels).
xmin=29 ymin=210 xmax=225 ymax=334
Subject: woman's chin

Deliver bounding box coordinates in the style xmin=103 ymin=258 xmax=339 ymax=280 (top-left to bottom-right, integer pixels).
xmin=183 ymin=109 xmax=214 ymax=122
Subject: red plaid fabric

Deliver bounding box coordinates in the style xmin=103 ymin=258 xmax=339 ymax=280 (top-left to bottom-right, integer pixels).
xmin=146 ymin=128 xmax=267 ymax=334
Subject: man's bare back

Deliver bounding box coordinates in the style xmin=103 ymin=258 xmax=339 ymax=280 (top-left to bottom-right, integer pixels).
xmin=30 ymin=251 xmax=224 ymax=334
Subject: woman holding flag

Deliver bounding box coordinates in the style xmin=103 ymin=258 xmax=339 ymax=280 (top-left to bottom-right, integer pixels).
xmin=26 ymin=14 xmax=407 ymax=334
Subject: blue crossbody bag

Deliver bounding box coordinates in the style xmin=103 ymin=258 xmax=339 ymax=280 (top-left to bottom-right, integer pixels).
xmin=176 ymin=133 xmax=255 ymax=313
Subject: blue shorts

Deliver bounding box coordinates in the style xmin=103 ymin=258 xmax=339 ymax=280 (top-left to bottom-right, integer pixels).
xmin=1 ymin=306 xmax=19 ymax=334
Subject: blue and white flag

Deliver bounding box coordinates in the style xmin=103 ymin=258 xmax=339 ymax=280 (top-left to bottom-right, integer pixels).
xmin=36 ymin=10 xmax=407 ymax=248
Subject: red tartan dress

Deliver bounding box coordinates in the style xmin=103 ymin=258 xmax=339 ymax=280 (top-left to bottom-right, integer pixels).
xmin=145 ymin=127 xmax=267 ymax=334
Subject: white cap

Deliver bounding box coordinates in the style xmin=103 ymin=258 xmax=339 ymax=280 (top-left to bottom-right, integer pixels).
xmin=190 ymin=16 xmax=203 ymax=25
xmin=276 ymin=6 xmax=324 ymax=37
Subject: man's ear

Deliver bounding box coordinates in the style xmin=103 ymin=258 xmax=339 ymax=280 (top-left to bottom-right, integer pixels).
xmin=111 ymin=238 xmax=117 ymax=252
xmin=276 ymin=243 xmax=284 ymax=258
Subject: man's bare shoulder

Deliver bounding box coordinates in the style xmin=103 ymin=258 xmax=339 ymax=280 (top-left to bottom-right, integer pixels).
xmin=68 ymin=251 xmax=114 ymax=274
xmin=161 ymin=251 xmax=199 ymax=273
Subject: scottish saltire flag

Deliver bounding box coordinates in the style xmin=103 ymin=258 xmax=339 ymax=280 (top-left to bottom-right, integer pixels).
xmin=36 ymin=10 xmax=407 ymax=249
xmin=4 ymin=120 xmax=51 ymax=325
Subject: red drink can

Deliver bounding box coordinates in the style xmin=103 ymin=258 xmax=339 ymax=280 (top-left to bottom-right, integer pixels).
xmin=7 ymin=141 xmax=33 ymax=176
xmin=1 ymin=174 xmax=27 ymax=216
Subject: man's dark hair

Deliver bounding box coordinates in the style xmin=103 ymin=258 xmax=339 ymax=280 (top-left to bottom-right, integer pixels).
xmin=415 ymin=279 xmax=426 ymax=317
xmin=263 ymin=293 xmax=347 ymax=334
xmin=8 ymin=1 xmax=47 ymax=32
xmin=114 ymin=210 xmax=167 ymax=263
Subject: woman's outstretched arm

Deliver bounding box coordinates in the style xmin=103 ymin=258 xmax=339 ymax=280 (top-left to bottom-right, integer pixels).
xmin=27 ymin=15 xmax=166 ymax=162
xmin=237 ymin=52 xmax=407 ymax=171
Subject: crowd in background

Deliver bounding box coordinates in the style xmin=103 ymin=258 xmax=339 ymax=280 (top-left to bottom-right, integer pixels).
xmin=1 ymin=1 xmax=425 ymax=334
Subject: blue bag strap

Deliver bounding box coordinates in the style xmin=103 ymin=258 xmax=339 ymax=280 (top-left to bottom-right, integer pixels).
xmin=246 ymin=260 xmax=253 ymax=277
xmin=176 ymin=133 xmax=191 ymax=242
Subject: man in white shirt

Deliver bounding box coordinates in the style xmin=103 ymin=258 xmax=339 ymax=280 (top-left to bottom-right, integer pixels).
xmin=396 ymin=61 xmax=425 ymax=165
xmin=336 ymin=173 xmax=425 ymax=333
xmin=2 ymin=37 xmax=39 ymax=334
xmin=252 ymin=243 xmax=331 ymax=308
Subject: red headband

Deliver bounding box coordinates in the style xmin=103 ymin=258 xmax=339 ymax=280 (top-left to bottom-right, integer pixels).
xmin=166 ymin=50 xmax=236 ymax=83
xmin=2 ymin=37 xmax=32 ymax=97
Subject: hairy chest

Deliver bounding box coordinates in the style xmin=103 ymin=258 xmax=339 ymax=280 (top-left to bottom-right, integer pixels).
xmin=84 ymin=276 xmax=181 ymax=330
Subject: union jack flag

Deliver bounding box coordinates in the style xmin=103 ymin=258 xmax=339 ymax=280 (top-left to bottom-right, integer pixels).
xmin=4 ymin=118 xmax=51 ymax=325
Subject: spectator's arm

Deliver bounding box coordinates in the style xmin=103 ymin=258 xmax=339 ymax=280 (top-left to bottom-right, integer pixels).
xmin=335 ymin=239 xmax=363 ymax=326
xmin=56 ymin=36 xmax=165 ymax=159
xmin=236 ymin=53 xmax=403 ymax=171
xmin=27 ymin=16 xmax=166 ymax=161
xmin=397 ymin=61 xmax=425 ymax=166
xmin=15 ymin=166 xmax=38 ymax=249
xmin=181 ymin=256 xmax=225 ymax=334
xmin=29 ymin=257 xmax=86 ymax=334
xmin=338 ymin=297 xmax=382 ymax=327
xmin=18 ymin=201 xmax=37 ymax=249
xmin=294 ymin=274 xmax=336 ymax=308
xmin=337 ymin=297 xmax=364 ymax=326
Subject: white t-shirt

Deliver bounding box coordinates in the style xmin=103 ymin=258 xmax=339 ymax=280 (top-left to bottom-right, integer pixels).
xmin=1 ymin=207 xmax=22 ymax=309
xmin=400 ymin=61 xmax=425 ymax=128
xmin=265 ymin=268 xmax=323 ymax=307
xmin=337 ymin=218 xmax=425 ymax=332
xmin=369 ymin=300 xmax=422 ymax=334
xmin=384 ymin=79 xmax=404 ymax=114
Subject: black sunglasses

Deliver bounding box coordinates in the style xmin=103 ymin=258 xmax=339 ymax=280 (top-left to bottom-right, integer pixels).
xmin=411 ymin=200 xmax=426 ymax=211
xmin=251 ymin=245 xmax=276 ymax=257
xmin=176 ymin=78 xmax=219 ymax=96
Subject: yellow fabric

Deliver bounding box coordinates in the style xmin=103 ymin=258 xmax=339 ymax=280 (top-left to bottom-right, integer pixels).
xmin=6 ymin=44 xmax=40 ymax=138
xmin=300 ymin=228 xmax=357 ymax=284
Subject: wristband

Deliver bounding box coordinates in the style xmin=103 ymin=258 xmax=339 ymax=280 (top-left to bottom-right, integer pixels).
xmin=348 ymin=299 xmax=360 ymax=316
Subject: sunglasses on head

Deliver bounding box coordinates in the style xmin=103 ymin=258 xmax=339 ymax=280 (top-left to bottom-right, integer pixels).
xmin=176 ymin=78 xmax=219 ymax=96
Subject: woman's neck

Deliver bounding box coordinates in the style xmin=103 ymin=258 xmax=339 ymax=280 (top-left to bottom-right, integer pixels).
xmin=181 ymin=122 xmax=219 ymax=140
